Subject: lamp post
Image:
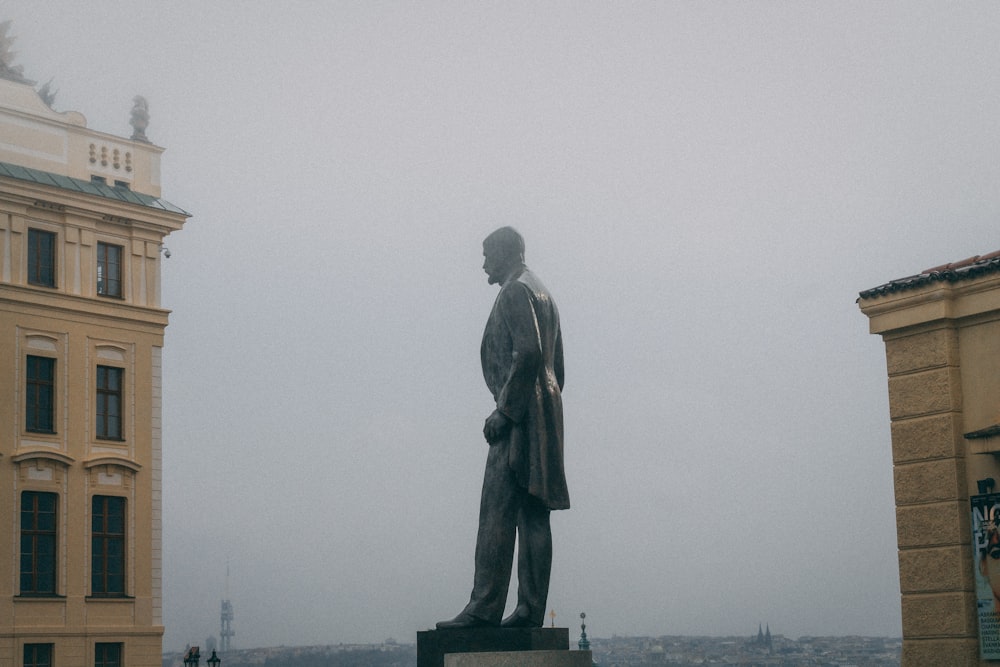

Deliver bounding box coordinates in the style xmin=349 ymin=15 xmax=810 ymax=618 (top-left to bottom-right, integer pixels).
xmin=183 ymin=646 xmax=221 ymax=667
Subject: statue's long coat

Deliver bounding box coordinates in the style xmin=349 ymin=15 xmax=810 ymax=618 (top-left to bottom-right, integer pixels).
xmin=481 ymin=266 xmax=569 ymax=511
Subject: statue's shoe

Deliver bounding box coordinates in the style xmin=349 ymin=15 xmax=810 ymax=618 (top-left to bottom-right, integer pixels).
xmin=500 ymin=612 xmax=541 ymax=628
xmin=436 ymin=612 xmax=497 ymax=629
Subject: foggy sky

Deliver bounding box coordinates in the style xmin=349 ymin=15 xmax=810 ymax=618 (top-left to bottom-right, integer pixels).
xmin=8 ymin=1 xmax=1000 ymax=651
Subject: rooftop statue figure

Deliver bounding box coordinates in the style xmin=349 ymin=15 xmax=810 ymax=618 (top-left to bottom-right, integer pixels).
xmin=0 ymin=21 xmax=31 ymax=84
xmin=130 ymin=95 xmax=150 ymax=143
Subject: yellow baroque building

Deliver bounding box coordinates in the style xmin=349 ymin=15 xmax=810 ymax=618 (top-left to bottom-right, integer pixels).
xmin=0 ymin=69 xmax=189 ymax=666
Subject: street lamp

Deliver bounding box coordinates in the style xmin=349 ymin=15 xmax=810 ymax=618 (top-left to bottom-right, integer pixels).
xmin=182 ymin=646 xmax=221 ymax=666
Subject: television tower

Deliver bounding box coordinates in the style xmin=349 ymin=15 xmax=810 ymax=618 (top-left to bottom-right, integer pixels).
xmin=220 ymin=563 xmax=235 ymax=652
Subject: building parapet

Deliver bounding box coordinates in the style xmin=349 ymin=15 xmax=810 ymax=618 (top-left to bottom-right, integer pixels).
xmin=0 ymin=77 xmax=164 ymax=197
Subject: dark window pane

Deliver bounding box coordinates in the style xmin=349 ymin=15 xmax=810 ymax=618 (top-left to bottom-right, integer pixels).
xmin=28 ymin=229 xmax=56 ymax=287
xmin=24 ymin=643 xmax=53 ymax=667
xmin=37 ymin=535 xmax=54 ymax=556
xmin=95 ymin=642 xmax=122 ymax=667
xmin=20 ymin=491 xmax=57 ymax=595
xmin=108 ymin=509 xmax=124 ymax=533
xmin=37 ymin=512 xmax=55 ymax=532
xmin=97 ymin=242 xmax=123 ymax=297
xmin=26 ymin=356 xmax=55 ymax=433
xmin=96 ymin=366 xmax=123 ymax=440
xmin=92 ymin=496 xmax=126 ymax=595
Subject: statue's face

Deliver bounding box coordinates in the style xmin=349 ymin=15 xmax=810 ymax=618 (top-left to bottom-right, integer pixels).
xmin=483 ymin=243 xmax=512 ymax=285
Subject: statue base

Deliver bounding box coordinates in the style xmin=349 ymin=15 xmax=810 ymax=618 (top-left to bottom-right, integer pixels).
xmin=444 ymin=650 xmax=593 ymax=666
xmin=417 ymin=627 xmax=574 ymax=667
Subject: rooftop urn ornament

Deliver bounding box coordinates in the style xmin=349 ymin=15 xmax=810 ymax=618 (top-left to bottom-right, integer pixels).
xmin=130 ymin=96 xmax=150 ymax=143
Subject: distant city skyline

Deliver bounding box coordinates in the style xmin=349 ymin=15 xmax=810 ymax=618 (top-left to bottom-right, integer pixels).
xmin=163 ymin=632 xmax=901 ymax=667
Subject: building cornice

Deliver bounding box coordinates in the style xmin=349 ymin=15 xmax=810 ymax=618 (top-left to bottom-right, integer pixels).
xmin=0 ymin=284 xmax=172 ymax=331
xmin=859 ymin=252 xmax=1000 ymax=300
xmin=0 ymin=165 xmax=188 ymax=230
xmin=859 ymin=256 xmax=1000 ymax=335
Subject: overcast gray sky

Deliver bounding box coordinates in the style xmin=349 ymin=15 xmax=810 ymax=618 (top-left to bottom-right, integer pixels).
xmin=9 ymin=1 xmax=1000 ymax=651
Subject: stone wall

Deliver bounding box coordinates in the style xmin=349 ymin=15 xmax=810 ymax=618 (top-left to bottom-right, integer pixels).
xmin=861 ymin=267 xmax=1000 ymax=666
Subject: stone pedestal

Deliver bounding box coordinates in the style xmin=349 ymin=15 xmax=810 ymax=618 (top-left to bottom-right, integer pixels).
xmin=417 ymin=627 xmax=572 ymax=667
xmin=445 ymin=650 xmax=592 ymax=666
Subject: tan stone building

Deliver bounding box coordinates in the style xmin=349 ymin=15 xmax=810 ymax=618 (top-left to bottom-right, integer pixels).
xmin=860 ymin=251 xmax=1000 ymax=666
xmin=0 ymin=63 xmax=189 ymax=666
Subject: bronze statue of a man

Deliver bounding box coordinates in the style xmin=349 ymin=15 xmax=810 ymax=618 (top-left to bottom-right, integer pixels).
xmin=437 ymin=226 xmax=569 ymax=630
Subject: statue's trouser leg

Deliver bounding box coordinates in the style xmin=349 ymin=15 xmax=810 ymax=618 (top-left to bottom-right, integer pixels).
xmin=462 ymin=442 xmax=520 ymax=623
xmin=515 ymin=496 xmax=552 ymax=625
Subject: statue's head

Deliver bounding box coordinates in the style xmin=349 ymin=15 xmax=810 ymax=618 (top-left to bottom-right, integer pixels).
xmin=482 ymin=227 xmax=525 ymax=285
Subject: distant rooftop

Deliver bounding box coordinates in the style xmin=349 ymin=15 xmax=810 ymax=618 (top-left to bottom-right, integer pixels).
xmin=859 ymin=250 xmax=1000 ymax=300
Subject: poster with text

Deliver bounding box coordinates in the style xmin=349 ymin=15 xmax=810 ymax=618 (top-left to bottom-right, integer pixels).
xmin=972 ymin=493 xmax=1000 ymax=659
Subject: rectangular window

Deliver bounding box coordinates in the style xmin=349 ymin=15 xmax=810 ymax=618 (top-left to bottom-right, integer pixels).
xmin=26 ymin=355 xmax=56 ymax=433
xmin=24 ymin=643 xmax=53 ymax=667
xmin=92 ymin=496 xmax=125 ymax=596
xmin=96 ymin=243 xmax=123 ymax=297
xmin=27 ymin=229 xmax=56 ymax=287
xmin=20 ymin=491 xmax=57 ymax=595
xmin=94 ymin=642 xmax=121 ymax=667
xmin=96 ymin=366 xmax=123 ymax=440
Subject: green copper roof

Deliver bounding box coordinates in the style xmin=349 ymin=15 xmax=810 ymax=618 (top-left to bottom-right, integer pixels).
xmin=0 ymin=160 xmax=189 ymax=216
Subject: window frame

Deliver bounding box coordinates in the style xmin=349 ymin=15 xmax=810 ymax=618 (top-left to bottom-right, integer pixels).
xmin=27 ymin=228 xmax=56 ymax=288
xmin=20 ymin=491 xmax=58 ymax=596
xmin=25 ymin=355 xmax=56 ymax=434
xmin=23 ymin=643 xmax=53 ymax=667
xmin=91 ymin=495 xmax=126 ymax=597
xmin=95 ymin=365 xmax=124 ymax=441
xmin=96 ymin=242 xmax=123 ymax=298
xmin=94 ymin=642 xmax=122 ymax=667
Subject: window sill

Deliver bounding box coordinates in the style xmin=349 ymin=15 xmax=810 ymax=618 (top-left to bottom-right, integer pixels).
xmin=86 ymin=595 xmax=133 ymax=602
xmin=16 ymin=594 xmax=65 ymax=600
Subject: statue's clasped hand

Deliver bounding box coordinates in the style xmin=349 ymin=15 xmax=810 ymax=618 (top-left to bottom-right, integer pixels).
xmin=483 ymin=409 xmax=512 ymax=445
